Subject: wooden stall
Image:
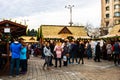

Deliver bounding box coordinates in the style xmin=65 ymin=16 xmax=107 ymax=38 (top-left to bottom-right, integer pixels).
xmin=0 ymin=20 xmax=27 ymax=75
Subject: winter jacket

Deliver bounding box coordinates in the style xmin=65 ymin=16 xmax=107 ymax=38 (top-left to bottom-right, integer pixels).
xmin=20 ymin=46 xmax=27 ymax=59
xmin=113 ymin=42 xmax=120 ymax=54
xmin=10 ymin=41 xmax=22 ymax=58
xmin=54 ymin=45 xmax=62 ymax=58
xmin=106 ymin=44 xmax=112 ymax=54
xmin=44 ymin=46 xmax=53 ymax=56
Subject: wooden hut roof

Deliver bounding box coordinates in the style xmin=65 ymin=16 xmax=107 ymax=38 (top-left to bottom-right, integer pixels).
xmin=100 ymin=25 xmax=120 ymax=38
xmin=41 ymin=25 xmax=88 ymax=39
xmin=0 ymin=20 xmax=27 ymax=37
xmin=109 ymin=24 xmax=120 ymax=36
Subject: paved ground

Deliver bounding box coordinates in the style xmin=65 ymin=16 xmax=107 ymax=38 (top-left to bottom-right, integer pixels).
xmin=0 ymin=56 xmax=120 ymax=80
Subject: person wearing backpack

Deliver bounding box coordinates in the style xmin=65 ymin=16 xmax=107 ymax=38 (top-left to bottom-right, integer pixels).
xmin=112 ymin=40 xmax=120 ymax=66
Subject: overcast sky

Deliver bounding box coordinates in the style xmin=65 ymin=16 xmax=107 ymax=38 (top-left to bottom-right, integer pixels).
xmin=0 ymin=0 xmax=101 ymax=29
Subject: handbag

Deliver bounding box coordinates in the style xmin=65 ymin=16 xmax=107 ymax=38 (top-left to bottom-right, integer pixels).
xmin=63 ymin=56 xmax=67 ymax=61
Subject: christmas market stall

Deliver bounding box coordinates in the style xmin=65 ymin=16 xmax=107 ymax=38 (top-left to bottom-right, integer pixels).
xmin=0 ymin=20 xmax=27 ymax=75
xmin=39 ymin=25 xmax=88 ymax=41
xmin=99 ymin=24 xmax=120 ymax=42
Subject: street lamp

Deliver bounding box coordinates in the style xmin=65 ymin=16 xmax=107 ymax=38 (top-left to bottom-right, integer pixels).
xmin=65 ymin=5 xmax=74 ymax=26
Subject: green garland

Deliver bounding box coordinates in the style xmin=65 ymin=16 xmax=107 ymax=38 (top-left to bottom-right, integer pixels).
xmin=2 ymin=33 xmax=11 ymax=42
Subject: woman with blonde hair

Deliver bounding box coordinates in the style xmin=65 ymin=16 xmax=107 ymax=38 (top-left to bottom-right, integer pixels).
xmin=54 ymin=41 xmax=63 ymax=67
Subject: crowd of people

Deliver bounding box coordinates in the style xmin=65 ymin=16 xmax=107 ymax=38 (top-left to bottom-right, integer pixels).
xmin=8 ymin=37 xmax=120 ymax=77
xmin=40 ymin=39 xmax=120 ymax=70
xmin=42 ymin=40 xmax=86 ymax=70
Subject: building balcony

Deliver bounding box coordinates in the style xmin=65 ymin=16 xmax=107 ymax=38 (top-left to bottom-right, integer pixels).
xmin=114 ymin=8 xmax=120 ymax=12
xmin=113 ymin=17 xmax=120 ymax=24
xmin=104 ymin=18 xmax=110 ymax=21
xmin=105 ymin=11 xmax=110 ymax=14
xmin=114 ymin=16 xmax=120 ymax=18
xmin=105 ymin=4 xmax=110 ymax=7
xmin=114 ymin=1 xmax=120 ymax=5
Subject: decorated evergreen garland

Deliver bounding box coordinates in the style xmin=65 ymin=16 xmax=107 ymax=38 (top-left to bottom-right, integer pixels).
xmin=1 ymin=33 xmax=11 ymax=42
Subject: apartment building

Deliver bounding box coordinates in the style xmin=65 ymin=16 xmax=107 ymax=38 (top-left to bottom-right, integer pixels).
xmin=101 ymin=0 xmax=120 ymax=27
xmin=101 ymin=0 xmax=120 ymax=35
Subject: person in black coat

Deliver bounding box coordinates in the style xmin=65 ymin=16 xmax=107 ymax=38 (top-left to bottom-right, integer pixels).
xmin=78 ymin=41 xmax=85 ymax=64
xmin=62 ymin=42 xmax=69 ymax=66
xmin=49 ymin=40 xmax=55 ymax=66
xmin=70 ymin=41 xmax=79 ymax=64
xmin=94 ymin=42 xmax=101 ymax=62
xmin=101 ymin=43 xmax=107 ymax=60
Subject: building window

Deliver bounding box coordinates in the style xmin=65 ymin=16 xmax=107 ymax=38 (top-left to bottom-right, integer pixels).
xmin=118 ymin=29 xmax=120 ymax=32
xmin=106 ymin=0 xmax=110 ymax=4
xmin=115 ymin=20 xmax=120 ymax=24
xmin=114 ymin=12 xmax=120 ymax=17
xmin=114 ymin=4 xmax=120 ymax=9
xmin=106 ymin=14 xmax=110 ymax=18
xmin=106 ymin=6 xmax=110 ymax=11
xmin=106 ymin=22 xmax=109 ymax=26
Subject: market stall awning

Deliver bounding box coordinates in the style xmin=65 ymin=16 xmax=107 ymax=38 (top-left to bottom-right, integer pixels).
xmin=99 ymin=34 xmax=120 ymax=39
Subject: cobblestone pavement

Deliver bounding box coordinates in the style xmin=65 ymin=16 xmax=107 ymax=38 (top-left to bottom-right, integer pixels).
xmin=0 ymin=56 xmax=120 ymax=80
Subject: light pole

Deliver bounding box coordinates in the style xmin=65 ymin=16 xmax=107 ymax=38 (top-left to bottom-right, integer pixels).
xmin=65 ymin=5 xmax=74 ymax=26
